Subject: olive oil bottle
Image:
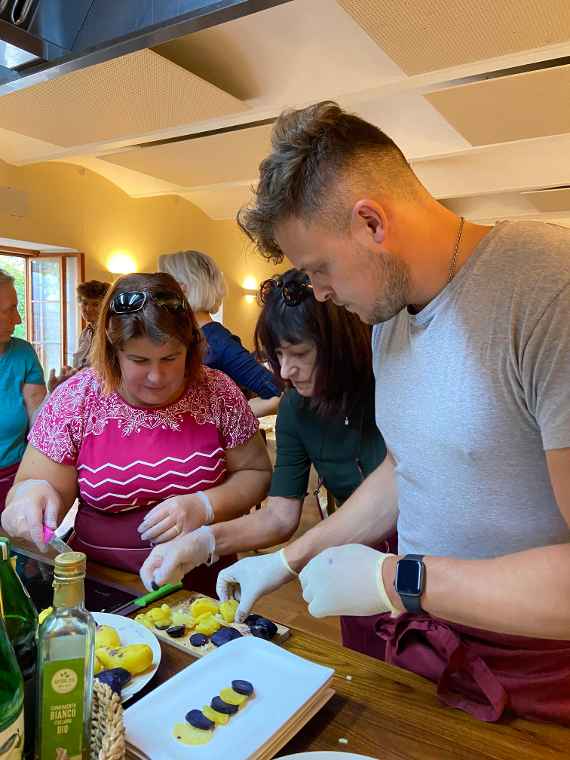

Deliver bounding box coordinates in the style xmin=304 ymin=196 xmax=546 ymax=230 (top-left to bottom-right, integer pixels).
xmin=0 ymin=537 xmax=38 ymax=758
xmin=36 ymin=552 xmax=95 ymax=760
xmin=0 ymin=613 xmax=24 ymax=759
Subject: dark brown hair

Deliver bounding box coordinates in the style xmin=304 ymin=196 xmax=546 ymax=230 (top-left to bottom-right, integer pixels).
xmin=254 ymin=269 xmax=373 ymax=417
xmin=238 ymin=100 xmax=422 ymax=263
xmin=90 ymin=272 xmax=203 ymax=394
xmin=77 ymin=280 xmax=110 ymax=300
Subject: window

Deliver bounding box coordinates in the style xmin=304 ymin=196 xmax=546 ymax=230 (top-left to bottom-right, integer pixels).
xmin=0 ymin=248 xmax=83 ymax=376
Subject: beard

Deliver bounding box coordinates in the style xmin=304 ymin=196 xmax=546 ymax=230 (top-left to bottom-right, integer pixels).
xmin=363 ymin=250 xmax=409 ymax=324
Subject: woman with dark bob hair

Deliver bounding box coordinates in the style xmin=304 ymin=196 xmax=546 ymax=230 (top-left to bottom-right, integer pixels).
xmin=2 ymin=272 xmax=271 ymax=594
xmin=139 ymin=269 xmax=391 ymax=658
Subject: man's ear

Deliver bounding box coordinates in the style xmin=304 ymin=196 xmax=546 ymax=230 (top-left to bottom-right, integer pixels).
xmin=350 ymin=200 xmax=386 ymax=247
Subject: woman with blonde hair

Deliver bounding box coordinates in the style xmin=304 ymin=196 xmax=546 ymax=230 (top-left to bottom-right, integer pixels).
xmin=159 ymin=250 xmax=281 ymax=417
xmin=2 ymin=272 xmax=271 ymax=593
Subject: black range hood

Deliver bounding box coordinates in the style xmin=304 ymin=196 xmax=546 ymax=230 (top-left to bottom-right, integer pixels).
xmin=0 ymin=0 xmax=290 ymax=94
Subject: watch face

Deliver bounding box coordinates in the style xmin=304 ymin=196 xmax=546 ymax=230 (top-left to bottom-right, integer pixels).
xmin=396 ymin=559 xmax=423 ymax=595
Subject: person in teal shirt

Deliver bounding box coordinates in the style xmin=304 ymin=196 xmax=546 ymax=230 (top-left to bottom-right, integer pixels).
xmin=0 ymin=269 xmax=46 ymax=510
xmin=139 ymin=269 xmax=393 ymax=659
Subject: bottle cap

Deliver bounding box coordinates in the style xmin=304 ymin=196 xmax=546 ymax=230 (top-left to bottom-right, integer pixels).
xmin=0 ymin=536 xmax=10 ymax=561
xmin=54 ymin=551 xmax=86 ymax=581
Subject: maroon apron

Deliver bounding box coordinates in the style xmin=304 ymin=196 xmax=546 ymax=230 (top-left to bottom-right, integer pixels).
xmin=0 ymin=462 xmax=19 ymax=512
xmin=340 ymin=532 xmax=398 ymax=660
xmin=376 ymin=612 xmax=570 ymax=723
xmin=71 ymin=501 xmax=235 ymax=597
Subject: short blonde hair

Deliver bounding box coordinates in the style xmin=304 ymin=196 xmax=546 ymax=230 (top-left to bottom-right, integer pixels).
xmin=158 ymin=250 xmax=227 ymax=313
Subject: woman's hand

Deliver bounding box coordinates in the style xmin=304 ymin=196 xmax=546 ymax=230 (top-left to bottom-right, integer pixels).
xmin=1 ymin=479 xmax=65 ymax=551
xmin=138 ymin=493 xmax=211 ymax=544
xmin=139 ymin=526 xmax=216 ymax=591
xmin=216 ymin=550 xmax=297 ymax=622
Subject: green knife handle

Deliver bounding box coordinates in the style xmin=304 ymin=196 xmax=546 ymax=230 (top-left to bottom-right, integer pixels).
xmin=133 ymin=581 xmax=183 ymax=607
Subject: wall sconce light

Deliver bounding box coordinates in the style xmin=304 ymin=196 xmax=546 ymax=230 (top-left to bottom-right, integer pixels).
xmin=242 ymin=276 xmax=258 ymax=304
xmin=107 ymin=251 xmax=137 ymax=275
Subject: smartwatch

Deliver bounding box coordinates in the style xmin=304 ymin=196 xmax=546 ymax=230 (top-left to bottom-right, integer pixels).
xmin=394 ymin=554 xmax=426 ymax=614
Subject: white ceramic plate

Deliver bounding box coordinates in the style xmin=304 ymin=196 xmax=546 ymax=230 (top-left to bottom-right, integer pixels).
xmin=280 ymin=753 xmax=379 ymax=759
xmin=124 ymin=635 xmax=334 ymax=760
xmin=92 ymin=611 xmax=161 ymax=702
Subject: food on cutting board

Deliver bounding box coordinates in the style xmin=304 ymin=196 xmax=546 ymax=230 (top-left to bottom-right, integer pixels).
xmin=135 ymin=595 xmax=280 ymax=655
xmin=172 ymin=680 xmax=255 ymax=747
xmin=94 ymin=623 xmax=154 ymax=696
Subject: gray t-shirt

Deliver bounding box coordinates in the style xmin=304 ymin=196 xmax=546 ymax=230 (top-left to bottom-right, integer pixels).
xmin=373 ymin=221 xmax=570 ymax=559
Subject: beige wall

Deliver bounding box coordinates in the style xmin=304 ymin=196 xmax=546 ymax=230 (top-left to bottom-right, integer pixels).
xmin=0 ymin=159 xmax=287 ymax=348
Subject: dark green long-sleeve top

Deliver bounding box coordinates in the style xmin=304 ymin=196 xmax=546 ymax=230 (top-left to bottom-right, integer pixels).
xmin=269 ymin=387 xmax=387 ymax=505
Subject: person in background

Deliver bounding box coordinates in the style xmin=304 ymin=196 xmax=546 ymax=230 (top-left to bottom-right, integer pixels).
xmin=2 ymin=273 xmax=271 ymax=594
xmin=236 ymin=100 xmax=570 ymax=724
xmin=0 ymin=269 xmax=46 ymax=511
xmin=73 ymin=279 xmax=110 ymax=369
xmin=47 ymin=279 xmax=110 ymax=391
xmin=139 ymin=269 xmax=392 ymax=661
xmin=158 ymin=250 xmax=281 ymax=417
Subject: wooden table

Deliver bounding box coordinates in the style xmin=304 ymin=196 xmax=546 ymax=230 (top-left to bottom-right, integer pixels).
xmin=91 ymin=563 xmax=570 ymax=760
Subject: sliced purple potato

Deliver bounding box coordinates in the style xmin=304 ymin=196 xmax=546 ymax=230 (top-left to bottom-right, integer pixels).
xmin=249 ymin=617 xmax=278 ymax=640
xmin=211 ymin=695 xmax=239 ymax=715
xmin=95 ymin=667 xmax=131 ymax=695
xmin=166 ymin=624 xmax=186 ymax=638
xmin=189 ymin=633 xmax=209 ymax=647
xmin=231 ymin=679 xmax=254 ymax=696
xmin=185 ymin=709 xmax=214 ymax=731
xmin=211 ymin=626 xmax=242 ymax=647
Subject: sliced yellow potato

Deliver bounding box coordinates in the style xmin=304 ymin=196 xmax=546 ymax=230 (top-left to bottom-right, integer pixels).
xmin=194 ymin=614 xmax=221 ymax=636
xmin=96 ymin=643 xmax=153 ymax=675
xmin=172 ymin=723 xmax=212 ymax=745
xmin=219 ymin=687 xmax=247 ymax=706
xmin=95 ymin=625 xmax=121 ymax=649
xmin=202 ymin=705 xmax=229 ymax=726
xmin=190 ymin=597 xmax=218 ymax=619
xmin=219 ymin=600 xmax=238 ymax=623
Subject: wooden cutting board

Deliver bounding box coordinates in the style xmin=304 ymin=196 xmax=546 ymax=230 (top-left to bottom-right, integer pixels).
xmin=131 ymin=589 xmax=290 ymax=658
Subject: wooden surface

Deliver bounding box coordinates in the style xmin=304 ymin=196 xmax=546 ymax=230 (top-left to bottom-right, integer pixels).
xmin=16 ymin=518 xmax=570 ymax=758
xmin=123 ymin=617 xmax=570 ymax=760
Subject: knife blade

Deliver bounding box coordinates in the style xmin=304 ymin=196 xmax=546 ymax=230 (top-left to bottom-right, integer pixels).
xmin=112 ymin=581 xmax=184 ymax=618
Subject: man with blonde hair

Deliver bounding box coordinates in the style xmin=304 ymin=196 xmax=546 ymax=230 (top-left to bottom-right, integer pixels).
xmin=235 ymin=101 xmax=570 ymax=723
xmin=0 ymin=268 xmax=45 ymax=509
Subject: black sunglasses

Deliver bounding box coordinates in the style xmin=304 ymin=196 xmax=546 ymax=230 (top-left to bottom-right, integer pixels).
xmin=110 ymin=290 xmax=187 ymax=315
xmin=259 ymin=276 xmax=313 ymax=307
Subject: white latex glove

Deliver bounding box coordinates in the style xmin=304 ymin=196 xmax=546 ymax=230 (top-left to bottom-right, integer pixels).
xmin=138 ymin=493 xmax=212 ymax=544
xmin=299 ymin=544 xmax=399 ymax=618
xmin=139 ymin=525 xmax=215 ymax=591
xmin=1 ymin=479 xmax=65 ymax=551
xmin=216 ymin=550 xmax=297 ymax=622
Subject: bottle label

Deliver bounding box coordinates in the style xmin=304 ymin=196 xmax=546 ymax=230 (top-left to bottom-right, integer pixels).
xmin=0 ymin=706 xmax=24 ymax=759
xmin=40 ymin=658 xmax=85 ymax=760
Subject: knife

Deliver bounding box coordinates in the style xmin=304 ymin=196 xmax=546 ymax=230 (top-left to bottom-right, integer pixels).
xmin=42 ymin=526 xmax=73 ymax=555
xmin=111 ymin=581 xmax=184 ymax=618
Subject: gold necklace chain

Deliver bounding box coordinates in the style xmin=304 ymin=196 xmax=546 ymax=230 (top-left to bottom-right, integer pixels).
xmin=447 ymin=216 xmax=465 ymax=284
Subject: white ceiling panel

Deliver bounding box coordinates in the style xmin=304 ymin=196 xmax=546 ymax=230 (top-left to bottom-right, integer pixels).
xmin=0 ymin=50 xmax=246 ymax=148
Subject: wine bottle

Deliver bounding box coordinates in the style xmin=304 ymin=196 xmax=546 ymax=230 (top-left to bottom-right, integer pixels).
xmin=0 ymin=537 xmax=37 ymax=758
xmin=36 ymin=552 xmax=95 ymax=760
xmin=0 ymin=613 xmax=24 ymax=759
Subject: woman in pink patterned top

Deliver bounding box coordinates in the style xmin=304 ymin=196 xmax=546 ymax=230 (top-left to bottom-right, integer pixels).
xmin=2 ymin=273 xmax=272 ymax=594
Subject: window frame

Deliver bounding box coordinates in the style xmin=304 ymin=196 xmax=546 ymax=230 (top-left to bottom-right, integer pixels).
xmin=0 ymin=245 xmax=85 ymax=369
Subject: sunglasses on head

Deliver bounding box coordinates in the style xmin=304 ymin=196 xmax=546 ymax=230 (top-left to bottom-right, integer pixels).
xmin=259 ymin=275 xmax=313 ymax=307
xmin=110 ymin=289 xmax=187 ymax=315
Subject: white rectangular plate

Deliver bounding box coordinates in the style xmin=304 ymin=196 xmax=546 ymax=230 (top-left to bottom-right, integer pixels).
xmin=124 ymin=635 xmax=334 ymax=760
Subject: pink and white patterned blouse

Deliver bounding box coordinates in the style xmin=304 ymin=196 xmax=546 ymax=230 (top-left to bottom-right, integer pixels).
xmin=28 ymin=367 xmax=258 ymax=575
